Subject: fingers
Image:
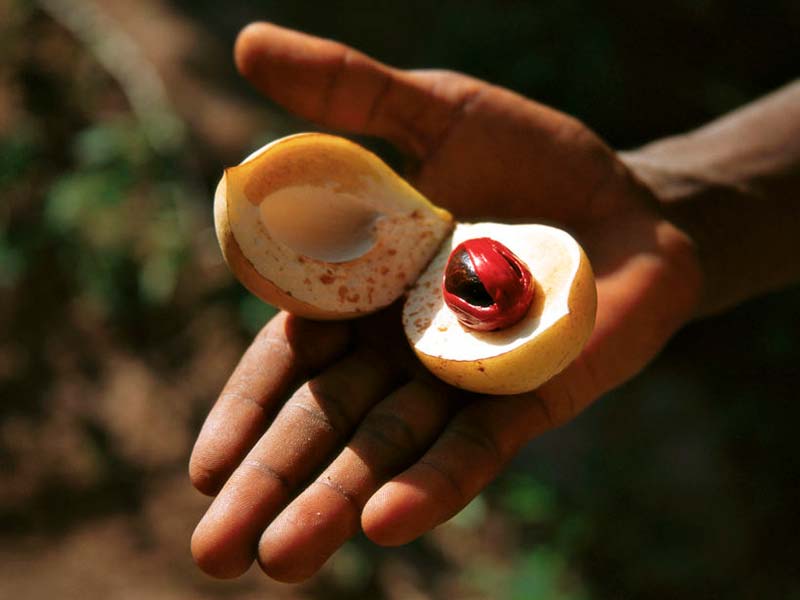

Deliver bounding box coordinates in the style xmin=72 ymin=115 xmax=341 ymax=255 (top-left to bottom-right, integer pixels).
xmin=193 ymin=335 xmax=596 ymax=581
xmin=191 ymin=349 xmax=402 ymax=579
xmin=189 ymin=312 xmax=350 ymax=496
xmin=233 ymin=22 xmax=481 ymax=158
xmin=256 ymin=379 xmax=455 ymax=582
xmin=361 ymin=388 xmax=565 ymax=546
xmin=253 ymin=376 xmax=583 ymax=581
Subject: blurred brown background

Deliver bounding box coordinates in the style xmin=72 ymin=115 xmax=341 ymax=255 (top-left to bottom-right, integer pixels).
xmin=1 ymin=0 xmax=799 ymax=598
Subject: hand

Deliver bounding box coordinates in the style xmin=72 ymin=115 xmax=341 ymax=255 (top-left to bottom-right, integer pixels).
xmin=189 ymin=23 xmax=703 ymax=582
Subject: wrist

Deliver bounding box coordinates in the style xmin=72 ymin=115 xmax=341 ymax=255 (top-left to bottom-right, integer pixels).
xmin=620 ymin=82 xmax=800 ymax=317
xmin=621 ymin=143 xmax=785 ymax=317
xmin=619 ymin=146 xmax=722 ymax=317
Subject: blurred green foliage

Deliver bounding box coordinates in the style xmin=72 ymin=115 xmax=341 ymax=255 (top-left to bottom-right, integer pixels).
xmin=43 ymin=119 xmax=191 ymax=309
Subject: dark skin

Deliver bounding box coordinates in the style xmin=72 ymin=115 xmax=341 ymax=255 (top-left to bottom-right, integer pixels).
xmin=190 ymin=23 xmax=800 ymax=583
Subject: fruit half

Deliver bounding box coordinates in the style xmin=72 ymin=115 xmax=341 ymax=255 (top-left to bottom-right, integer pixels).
xmin=403 ymin=223 xmax=596 ymax=395
xmin=214 ymin=133 xmax=453 ymax=319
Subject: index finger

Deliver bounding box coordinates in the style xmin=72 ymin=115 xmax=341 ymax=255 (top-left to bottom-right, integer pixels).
xmin=189 ymin=312 xmax=351 ymax=495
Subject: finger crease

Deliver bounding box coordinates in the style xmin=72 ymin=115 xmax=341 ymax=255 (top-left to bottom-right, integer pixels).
xmin=579 ymin=356 xmax=602 ymax=400
xmin=446 ymin=426 xmax=502 ymax=462
xmin=418 ymin=458 xmax=465 ymax=505
xmin=320 ymin=46 xmax=352 ymax=124
xmin=363 ymin=71 xmax=394 ymax=133
xmin=285 ymin=401 xmax=337 ymax=434
xmin=314 ymin=478 xmax=359 ymax=508
xmin=363 ymin=428 xmax=406 ymax=456
xmin=255 ymin=329 xmax=292 ymax=357
xmin=240 ymin=459 xmax=290 ymax=491
xmin=559 ymin=384 xmax=581 ymax=427
xmin=220 ymin=389 xmax=266 ymax=412
xmin=535 ymin=393 xmax=557 ymax=429
xmin=401 ymin=98 xmax=435 ymax=157
xmin=580 ymin=152 xmax=620 ymax=218
xmin=310 ymin=382 xmax=358 ymax=432
xmin=361 ymin=412 xmax=417 ymax=451
xmin=421 ymin=87 xmax=485 ymax=164
xmin=310 ymin=379 xmax=361 ymax=431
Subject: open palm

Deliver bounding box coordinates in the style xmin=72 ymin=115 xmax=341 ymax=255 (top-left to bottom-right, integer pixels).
xmin=190 ymin=23 xmax=702 ymax=582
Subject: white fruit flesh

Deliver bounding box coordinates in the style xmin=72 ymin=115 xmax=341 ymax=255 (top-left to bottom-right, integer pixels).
xmin=403 ymin=223 xmax=596 ymax=395
xmin=215 ymin=133 xmax=453 ymax=319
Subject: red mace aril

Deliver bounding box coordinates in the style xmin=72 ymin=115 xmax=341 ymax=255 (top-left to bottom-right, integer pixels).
xmin=442 ymin=237 xmax=535 ymax=331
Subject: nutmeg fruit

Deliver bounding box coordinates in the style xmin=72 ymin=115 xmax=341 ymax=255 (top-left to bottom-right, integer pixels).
xmin=215 ymin=133 xmax=596 ymax=394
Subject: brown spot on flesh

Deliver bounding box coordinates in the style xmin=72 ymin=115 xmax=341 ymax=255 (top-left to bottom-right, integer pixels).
xmin=414 ymin=317 xmax=431 ymax=332
xmin=320 ymin=274 xmax=335 ymax=285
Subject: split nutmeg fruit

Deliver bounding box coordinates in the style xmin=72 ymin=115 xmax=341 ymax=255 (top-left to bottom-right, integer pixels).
xmin=214 ymin=133 xmax=597 ymax=395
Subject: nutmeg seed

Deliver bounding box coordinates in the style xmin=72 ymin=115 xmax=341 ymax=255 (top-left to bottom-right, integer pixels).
xmin=442 ymin=237 xmax=535 ymax=331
